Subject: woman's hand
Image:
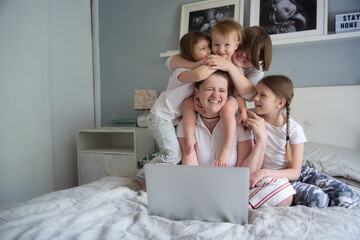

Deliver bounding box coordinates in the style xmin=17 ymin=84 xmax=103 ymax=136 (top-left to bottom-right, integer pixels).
xmin=245 ymin=110 xmax=268 ymax=143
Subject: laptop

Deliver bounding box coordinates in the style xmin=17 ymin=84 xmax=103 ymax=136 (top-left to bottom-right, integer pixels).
xmin=144 ymin=164 xmax=249 ymax=224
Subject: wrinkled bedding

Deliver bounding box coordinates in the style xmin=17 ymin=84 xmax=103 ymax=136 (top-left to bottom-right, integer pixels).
xmin=1 ymin=142 xmax=360 ymax=240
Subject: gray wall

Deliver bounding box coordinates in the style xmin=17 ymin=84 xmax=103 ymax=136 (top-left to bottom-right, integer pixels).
xmin=99 ymin=0 xmax=360 ymax=126
xmin=0 ymin=0 xmax=94 ymax=206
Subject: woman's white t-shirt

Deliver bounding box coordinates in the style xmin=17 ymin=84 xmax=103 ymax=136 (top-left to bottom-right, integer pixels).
xmin=177 ymin=113 xmax=254 ymax=166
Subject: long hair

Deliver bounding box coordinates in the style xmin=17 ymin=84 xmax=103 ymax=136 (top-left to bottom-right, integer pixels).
xmin=259 ymin=75 xmax=294 ymax=163
xmin=179 ymin=31 xmax=211 ymax=62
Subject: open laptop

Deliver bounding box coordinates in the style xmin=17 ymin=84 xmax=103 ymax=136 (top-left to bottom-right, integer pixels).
xmin=144 ymin=164 xmax=249 ymax=224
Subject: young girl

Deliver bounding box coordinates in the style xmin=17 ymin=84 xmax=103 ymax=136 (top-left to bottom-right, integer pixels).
xmin=246 ymin=75 xmax=359 ymax=209
xmin=136 ymin=31 xmax=212 ymax=187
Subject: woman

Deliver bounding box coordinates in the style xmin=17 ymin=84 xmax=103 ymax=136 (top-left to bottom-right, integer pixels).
xmin=177 ymin=70 xmax=266 ymax=173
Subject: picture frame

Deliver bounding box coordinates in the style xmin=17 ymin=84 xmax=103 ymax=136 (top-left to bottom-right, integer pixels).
xmin=180 ymin=0 xmax=244 ymax=40
xmin=250 ymin=0 xmax=328 ymax=43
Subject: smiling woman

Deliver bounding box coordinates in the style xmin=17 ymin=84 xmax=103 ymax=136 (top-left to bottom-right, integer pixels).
xmin=176 ymin=70 xmax=255 ymax=167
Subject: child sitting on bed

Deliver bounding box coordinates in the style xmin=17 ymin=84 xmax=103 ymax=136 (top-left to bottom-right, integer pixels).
xmin=246 ymin=75 xmax=359 ymax=209
xmin=136 ymin=30 xmax=213 ymax=188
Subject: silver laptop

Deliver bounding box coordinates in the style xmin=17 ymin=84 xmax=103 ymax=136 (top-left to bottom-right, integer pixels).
xmin=144 ymin=164 xmax=249 ymax=224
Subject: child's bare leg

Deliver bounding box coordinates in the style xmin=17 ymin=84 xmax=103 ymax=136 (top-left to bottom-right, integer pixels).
xmin=178 ymin=137 xmax=199 ymax=165
xmin=276 ymin=195 xmax=293 ymax=207
xmin=216 ymin=99 xmax=238 ymax=166
xmin=183 ymin=97 xmax=197 ymax=155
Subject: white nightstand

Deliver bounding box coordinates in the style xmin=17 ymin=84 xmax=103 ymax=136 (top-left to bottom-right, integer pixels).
xmin=77 ymin=127 xmax=155 ymax=185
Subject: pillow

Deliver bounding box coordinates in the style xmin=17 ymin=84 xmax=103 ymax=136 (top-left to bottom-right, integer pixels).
xmin=303 ymin=141 xmax=360 ymax=183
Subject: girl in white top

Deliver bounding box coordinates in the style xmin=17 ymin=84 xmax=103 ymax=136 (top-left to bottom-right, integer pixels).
xmin=136 ymin=31 xmax=213 ymax=186
xmin=246 ymin=75 xmax=306 ymax=208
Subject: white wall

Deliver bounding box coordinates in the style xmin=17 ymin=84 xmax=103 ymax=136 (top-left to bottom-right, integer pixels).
xmin=0 ymin=0 xmax=94 ymax=206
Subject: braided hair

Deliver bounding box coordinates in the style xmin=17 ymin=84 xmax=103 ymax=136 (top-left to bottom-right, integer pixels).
xmin=259 ymin=75 xmax=294 ymax=163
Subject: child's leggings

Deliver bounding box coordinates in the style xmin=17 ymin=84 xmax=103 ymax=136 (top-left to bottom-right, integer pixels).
xmin=291 ymin=164 xmax=359 ymax=208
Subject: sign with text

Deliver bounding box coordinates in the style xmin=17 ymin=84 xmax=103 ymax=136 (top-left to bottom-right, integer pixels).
xmin=335 ymin=12 xmax=360 ymax=33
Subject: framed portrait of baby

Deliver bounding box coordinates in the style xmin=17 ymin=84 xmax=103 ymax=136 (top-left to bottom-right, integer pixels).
xmin=179 ymin=0 xmax=244 ymax=40
xmin=250 ymin=0 xmax=328 ymax=44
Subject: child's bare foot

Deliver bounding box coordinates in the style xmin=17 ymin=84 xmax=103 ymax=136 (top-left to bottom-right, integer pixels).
xmin=214 ymin=148 xmax=232 ymax=166
xmin=138 ymin=180 xmax=146 ymax=191
xmin=214 ymin=159 xmax=227 ymax=167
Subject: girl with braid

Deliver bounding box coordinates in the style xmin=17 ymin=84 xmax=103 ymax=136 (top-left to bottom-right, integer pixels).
xmin=246 ymin=75 xmax=359 ymax=209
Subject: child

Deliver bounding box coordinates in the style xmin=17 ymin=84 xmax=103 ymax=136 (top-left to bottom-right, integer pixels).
xmin=171 ymin=19 xmax=255 ymax=167
xmin=136 ymin=30 xmax=212 ymax=188
xmin=260 ymin=0 xmax=307 ymax=34
xmin=246 ymin=75 xmax=359 ymax=209
xmin=208 ymin=25 xmax=272 ymax=118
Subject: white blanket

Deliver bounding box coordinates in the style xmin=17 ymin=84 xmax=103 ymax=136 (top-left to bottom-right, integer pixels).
xmin=1 ymin=176 xmax=359 ymax=240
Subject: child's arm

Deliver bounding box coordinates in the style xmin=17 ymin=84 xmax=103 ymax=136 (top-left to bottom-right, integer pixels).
xmin=178 ymin=64 xmax=215 ymax=83
xmin=249 ymin=143 xmax=304 ymax=188
xmin=206 ymin=55 xmax=255 ymax=96
xmin=215 ymin=98 xmax=238 ymax=167
xmin=182 ymin=97 xmax=197 ymax=155
xmin=235 ymin=95 xmax=248 ymax=126
xmin=169 ymin=54 xmax=205 ymax=70
xmin=240 ymin=110 xmax=268 ymax=173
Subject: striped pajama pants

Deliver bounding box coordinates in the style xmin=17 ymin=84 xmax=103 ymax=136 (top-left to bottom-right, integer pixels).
xmin=291 ymin=164 xmax=359 ymax=208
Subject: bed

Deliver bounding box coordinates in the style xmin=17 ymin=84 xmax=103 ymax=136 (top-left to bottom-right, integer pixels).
xmin=1 ymin=86 xmax=360 ymax=240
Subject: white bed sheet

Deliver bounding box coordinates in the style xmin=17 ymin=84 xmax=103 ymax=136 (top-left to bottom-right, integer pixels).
xmin=1 ymin=141 xmax=360 ymax=240
xmin=0 ymin=176 xmax=359 ymax=240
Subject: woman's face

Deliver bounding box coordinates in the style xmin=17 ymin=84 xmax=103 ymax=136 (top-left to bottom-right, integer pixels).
xmin=274 ymin=0 xmax=297 ymax=22
xmin=195 ymin=74 xmax=228 ymax=116
xmin=193 ymin=39 xmax=211 ymax=61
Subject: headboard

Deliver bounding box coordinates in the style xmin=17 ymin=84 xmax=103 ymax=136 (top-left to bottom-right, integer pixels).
xmin=291 ymin=85 xmax=360 ymax=151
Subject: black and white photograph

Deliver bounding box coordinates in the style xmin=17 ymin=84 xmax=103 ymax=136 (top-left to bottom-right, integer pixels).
xmin=250 ymin=0 xmax=326 ymax=42
xmin=188 ymin=5 xmax=235 ymax=36
xmin=179 ymin=0 xmax=244 ymax=39
xmin=259 ymin=0 xmax=317 ymax=35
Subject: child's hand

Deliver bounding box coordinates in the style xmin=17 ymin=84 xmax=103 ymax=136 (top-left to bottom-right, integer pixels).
xmin=237 ymin=109 xmax=248 ymax=126
xmin=245 ymin=110 xmax=268 ymax=143
xmin=205 ymin=55 xmax=233 ymax=72
xmin=193 ymin=95 xmax=206 ymax=115
xmin=249 ymin=169 xmax=266 ymax=188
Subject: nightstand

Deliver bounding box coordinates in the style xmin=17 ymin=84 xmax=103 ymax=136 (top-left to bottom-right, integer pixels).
xmin=77 ymin=127 xmax=155 ymax=185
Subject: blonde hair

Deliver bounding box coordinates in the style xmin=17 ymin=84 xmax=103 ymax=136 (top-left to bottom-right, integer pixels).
xmin=238 ymin=26 xmax=272 ymax=71
xmin=179 ymin=31 xmax=211 ymax=62
xmin=259 ymin=75 xmax=294 ymax=163
xmin=212 ymin=18 xmax=244 ymax=45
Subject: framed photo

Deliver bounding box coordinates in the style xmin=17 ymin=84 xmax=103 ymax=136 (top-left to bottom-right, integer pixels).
xmin=180 ymin=0 xmax=244 ymax=39
xmin=250 ymin=0 xmax=327 ymax=42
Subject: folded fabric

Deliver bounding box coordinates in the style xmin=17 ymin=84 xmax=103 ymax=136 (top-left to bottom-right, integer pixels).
xmin=249 ymin=177 xmax=296 ymax=209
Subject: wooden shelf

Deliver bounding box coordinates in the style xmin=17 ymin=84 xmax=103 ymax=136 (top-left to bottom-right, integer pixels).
xmin=160 ymin=31 xmax=360 ymax=57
